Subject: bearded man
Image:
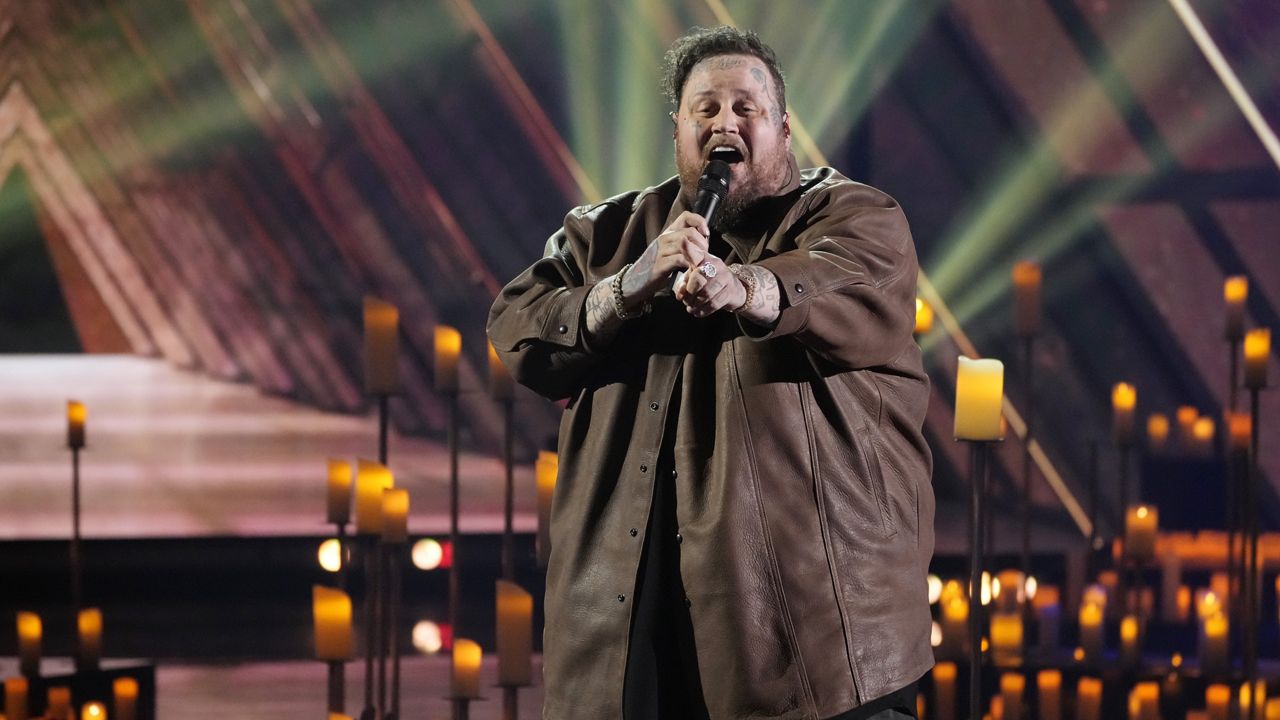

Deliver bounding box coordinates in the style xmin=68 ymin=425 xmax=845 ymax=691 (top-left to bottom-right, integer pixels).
xmin=488 ymin=26 xmax=934 ymax=720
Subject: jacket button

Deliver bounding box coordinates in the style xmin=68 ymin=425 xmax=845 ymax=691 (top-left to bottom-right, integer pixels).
xmin=649 ymin=401 xmax=660 ymax=411
xmin=629 ymin=528 xmax=638 ymax=537
xmin=684 ymin=597 xmax=692 ymax=608
xmin=794 ymin=283 xmax=804 ymax=294
xmin=617 ymin=594 xmax=626 ymax=603
xmin=676 ymin=532 xmax=682 ymax=544
xmin=557 ymin=324 xmax=568 ymax=333
xmin=671 ymin=470 xmax=678 ymax=480
xmin=639 ymin=464 xmax=648 ymax=473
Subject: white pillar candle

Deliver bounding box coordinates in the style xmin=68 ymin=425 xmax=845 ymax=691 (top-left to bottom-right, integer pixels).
xmin=496 ymin=580 xmax=533 ymax=686
xmin=955 ymin=357 xmax=1004 ymax=441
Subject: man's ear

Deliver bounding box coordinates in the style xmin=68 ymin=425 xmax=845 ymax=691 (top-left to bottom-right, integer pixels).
xmin=782 ymin=111 xmax=792 ymax=144
xmin=670 ymin=111 xmax=678 ymax=139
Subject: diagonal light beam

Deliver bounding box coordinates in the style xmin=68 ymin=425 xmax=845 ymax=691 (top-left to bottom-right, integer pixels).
xmin=1167 ymin=0 xmax=1280 ymax=172
xmin=705 ymin=0 xmax=1092 ymax=538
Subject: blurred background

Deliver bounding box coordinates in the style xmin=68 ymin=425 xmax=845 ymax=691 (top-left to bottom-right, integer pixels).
xmin=0 ymin=0 xmax=1277 ymax=717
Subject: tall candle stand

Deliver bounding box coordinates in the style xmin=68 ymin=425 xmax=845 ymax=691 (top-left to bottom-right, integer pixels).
xmin=1243 ymin=329 xmax=1267 ymax=720
xmin=328 ymin=660 xmax=346 ymax=714
xmin=385 ymin=538 xmax=404 ymax=719
xmin=1113 ymin=383 xmax=1137 ymax=616
xmin=1012 ymin=260 xmax=1041 ymax=599
xmin=67 ymin=400 xmax=86 ymax=624
xmin=70 ymin=442 xmax=84 ymax=616
xmin=1019 ymin=333 xmax=1035 ymax=596
xmin=447 ymin=389 xmax=461 ymax=638
xmin=967 ymin=441 xmax=993 ymax=720
xmin=1224 ymin=277 xmax=1246 ymax=657
xmin=953 ymin=355 xmax=1005 ymax=720
xmin=361 ymin=533 xmax=381 ymax=720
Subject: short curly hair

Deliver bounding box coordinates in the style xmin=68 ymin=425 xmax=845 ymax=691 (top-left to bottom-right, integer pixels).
xmin=661 ymin=26 xmax=786 ymax=113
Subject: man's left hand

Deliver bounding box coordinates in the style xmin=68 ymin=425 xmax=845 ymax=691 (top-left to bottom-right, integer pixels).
xmin=674 ymin=255 xmax=746 ymax=318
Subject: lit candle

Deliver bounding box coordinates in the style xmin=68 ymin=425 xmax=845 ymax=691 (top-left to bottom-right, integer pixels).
xmin=1201 ymin=611 xmax=1229 ymax=677
xmin=1177 ymin=585 xmax=1191 ymax=623
xmin=1077 ymin=676 xmax=1103 ymax=720
xmin=81 ymin=701 xmax=106 ymax=720
xmin=327 ymin=459 xmax=352 ymax=526
xmin=363 ymin=297 xmax=400 ymax=395
xmin=1125 ymin=505 xmax=1158 ymax=563
xmin=1131 ymin=681 xmax=1159 ymax=720
xmin=488 ymin=341 xmax=514 ymax=401
xmin=1206 ymin=683 xmax=1231 ymax=720
xmin=47 ymin=686 xmax=72 ymax=719
xmin=78 ymin=607 xmax=103 ymax=669
xmin=1012 ymin=260 xmax=1042 ymax=337
xmin=940 ymin=595 xmax=969 ymax=659
xmin=1112 ymin=382 xmax=1137 ymax=446
xmin=1001 ymin=672 xmax=1025 ymax=720
xmin=990 ymin=612 xmax=1023 ymax=666
xmin=451 ymin=638 xmax=482 ymax=699
xmin=1033 ymin=586 xmax=1061 ymax=652
xmin=1163 ymin=667 xmax=1186 ymax=720
xmin=915 ymin=297 xmax=934 ymax=335
xmin=1191 ymin=417 xmax=1215 ymax=455
xmin=1245 ymin=328 xmax=1271 ymax=390
xmin=113 ymin=677 xmax=138 ymax=720
xmin=17 ymin=611 xmax=41 ymax=677
xmin=954 ymin=357 xmax=1004 ymax=441
xmin=312 ymin=585 xmax=354 ymax=660
xmin=1037 ymin=669 xmax=1061 ymax=720
xmin=67 ymin=400 xmax=86 ymax=449
xmin=1079 ymin=602 xmax=1103 ymax=666
xmin=1225 ymin=276 xmax=1248 ymax=342
xmin=435 ymin=325 xmax=462 ymax=394
xmin=1242 ymin=680 xmax=1267 ymax=720
xmin=1230 ymin=413 xmax=1251 ymax=455
xmin=1160 ymin=551 xmax=1181 ymax=623
xmin=1147 ymin=413 xmax=1169 ymax=450
xmin=1176 ymin=406 xmax=1199 ymax=448
xmin=1120 ymin=614 xmax=1141 ymax=669
xmin=1266 ymin=697 xmax=1280 ymax=720
xmin=5 ymin=677 xmax=28 ymax=720
xmin=381 ymin=488 xmax=409 ymax=544
xmin=354 ymin=460 xmax=393 ymax=535
xmin=933 ymin=661 xmax=957 ymax=720
xmin=496 ymin=580 xmax=533 ymax=686
xmin=536 ymin=450 xmax=557 ymax=567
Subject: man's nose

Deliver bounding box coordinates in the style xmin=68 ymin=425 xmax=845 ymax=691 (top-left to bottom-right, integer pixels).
xmin=712 ymin=107 xmax=739 ymax=133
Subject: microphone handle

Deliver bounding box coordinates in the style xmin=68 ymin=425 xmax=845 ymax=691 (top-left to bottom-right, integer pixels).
xmin=692 ymin=189 xmax=722 ymax=225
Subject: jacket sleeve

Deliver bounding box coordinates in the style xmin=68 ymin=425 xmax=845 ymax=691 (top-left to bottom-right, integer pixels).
xmin=487 ymin=209 xmax=607 ymax=401
xmin=749 ymin=182 xmax=918 ymax=370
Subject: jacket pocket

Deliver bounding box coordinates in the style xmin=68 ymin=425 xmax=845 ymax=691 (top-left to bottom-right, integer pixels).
xmin=854 ymin=423 xmax=897 ymax=538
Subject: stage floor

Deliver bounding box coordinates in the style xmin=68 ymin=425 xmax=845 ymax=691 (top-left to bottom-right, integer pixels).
xmin=0 ymin=355 xmax=537 ymax=539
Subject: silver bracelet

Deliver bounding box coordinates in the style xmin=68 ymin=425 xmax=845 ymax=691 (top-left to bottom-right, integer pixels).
xmin=729 ymin=264 xmax=757 ymax=313
xmin=611 ymin=264 xmax=650 ymax=319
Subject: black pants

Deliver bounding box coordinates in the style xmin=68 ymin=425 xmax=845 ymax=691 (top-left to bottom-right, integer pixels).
xmin=622 ymin=448 xmax=709 ymax=720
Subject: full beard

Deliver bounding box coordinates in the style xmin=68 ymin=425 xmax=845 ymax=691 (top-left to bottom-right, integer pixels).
xmin=677 ymin=154 xmax=792 ymax=233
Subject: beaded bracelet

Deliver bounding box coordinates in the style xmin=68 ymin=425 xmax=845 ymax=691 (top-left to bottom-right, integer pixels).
xmin=611 ymin=264 xmax=650 ymax=319
xmin=729 ymin=264 xmax=757 ymax=313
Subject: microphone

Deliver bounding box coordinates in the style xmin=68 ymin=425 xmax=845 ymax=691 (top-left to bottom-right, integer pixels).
xmin=692 ymin=159 xmax=731 ymax=226
xmin=667 ymin=159 xmax=732 ymax=294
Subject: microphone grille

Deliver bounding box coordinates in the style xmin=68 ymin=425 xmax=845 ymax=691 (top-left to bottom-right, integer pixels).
xmin=698 ymin=159 xmax=731 ymax=197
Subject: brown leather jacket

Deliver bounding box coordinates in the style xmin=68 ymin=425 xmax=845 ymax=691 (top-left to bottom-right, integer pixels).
xmin=488 ymin=167 xmax=934 ymax=719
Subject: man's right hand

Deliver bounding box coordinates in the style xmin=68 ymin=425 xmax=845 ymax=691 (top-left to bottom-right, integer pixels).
xmin=620 ymin=211 xmax=710 ymax=302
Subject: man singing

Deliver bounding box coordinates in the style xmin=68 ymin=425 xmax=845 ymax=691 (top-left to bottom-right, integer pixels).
xmin=489 ymin=26 xmax=934 ymax=720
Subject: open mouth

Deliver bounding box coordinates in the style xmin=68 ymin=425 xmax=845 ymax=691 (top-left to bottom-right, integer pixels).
xmin=708 ymin=145 xmax=745 ymax=164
